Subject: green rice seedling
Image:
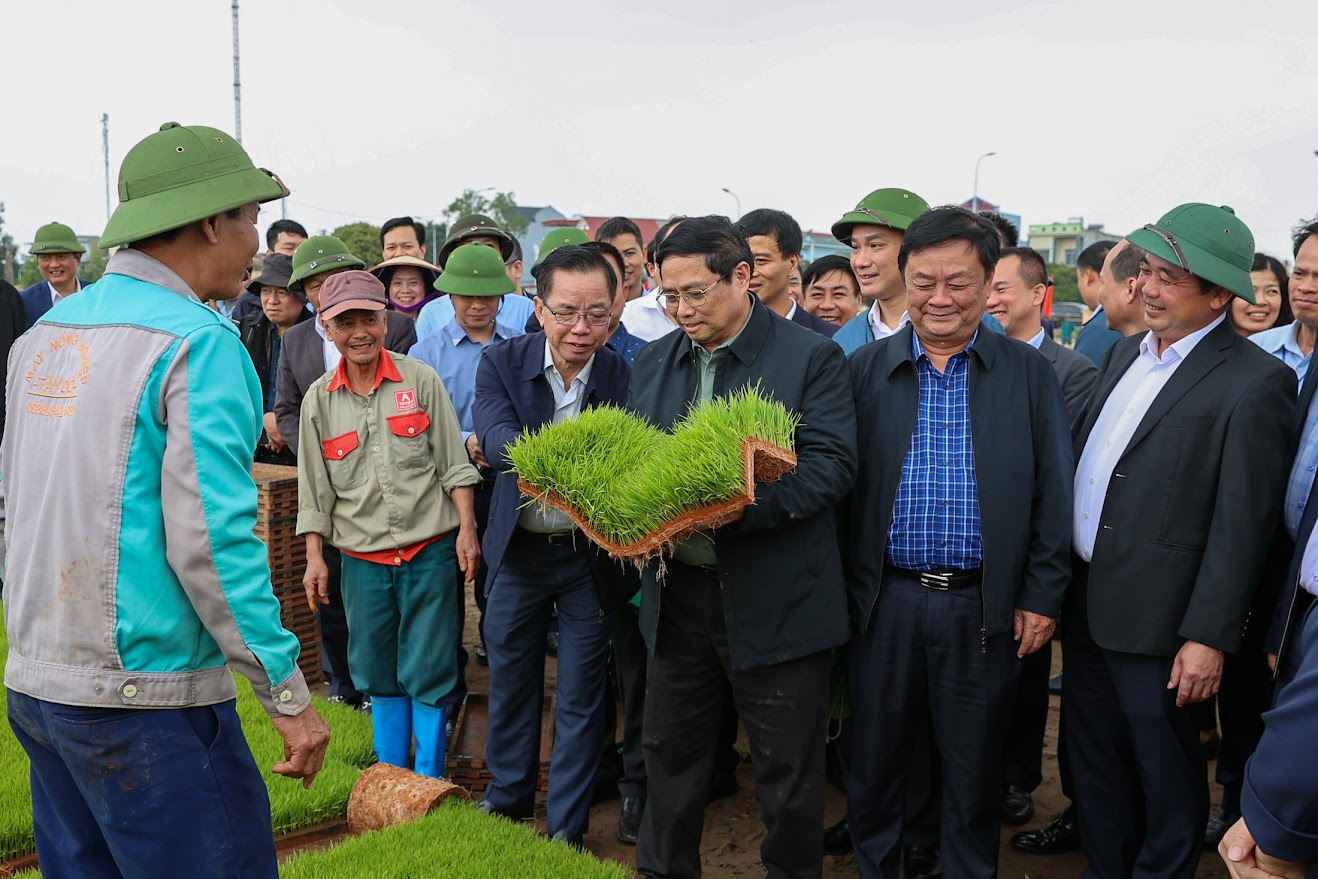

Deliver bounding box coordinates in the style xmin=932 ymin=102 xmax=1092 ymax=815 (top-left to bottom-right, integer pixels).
xmin=508 ymin=386 xmax=798 ymax=548
xmin=280 ymin=799 xmax=633 ymax=879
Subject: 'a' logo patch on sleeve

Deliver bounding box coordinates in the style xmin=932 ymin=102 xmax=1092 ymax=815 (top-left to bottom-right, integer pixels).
xmin=394 ymin=389 xmax=418 ymax=412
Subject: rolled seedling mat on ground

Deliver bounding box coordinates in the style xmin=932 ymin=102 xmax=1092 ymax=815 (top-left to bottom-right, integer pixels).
xmin=517 ymin=436 xmax=795 ymax=560
xmin=347 ymin=763 xmax=469 ymax=833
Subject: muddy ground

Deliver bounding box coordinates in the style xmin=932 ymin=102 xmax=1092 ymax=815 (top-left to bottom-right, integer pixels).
xmin=451 ymin=594 xmax=1231 ymax=878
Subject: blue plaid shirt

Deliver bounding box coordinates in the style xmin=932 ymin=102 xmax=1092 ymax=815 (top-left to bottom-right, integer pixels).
xmin=885 ymin=331 xmax=982 ymax=571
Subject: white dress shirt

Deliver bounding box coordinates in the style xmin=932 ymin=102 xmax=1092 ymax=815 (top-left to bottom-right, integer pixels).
xmin=622 ymin=290 xmax=680 ymax=342
xmin=313 ymin=317 xmax=342 ymax=371
xmin=518 ymin=340 xmax=597 ymax=533
xmin=1026 ymin=328 xmax=1045 ymax=349
xmin=51 ymin=278 xmax=82 ymax=307
xmin=1073 ymin=315 xmax=1226 ymax=560
xmin=866 ymin=302 xmax=910 ymax=341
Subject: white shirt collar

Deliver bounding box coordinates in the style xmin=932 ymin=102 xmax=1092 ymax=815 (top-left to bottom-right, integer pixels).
xmin=867 ymin=301 xmax=910 ymax=340
xmin=1027 ymin=328 xmax=1045 ymax=349
xmin=542 ymin=337 xmax=595 ymax=390
xmin=1137 ymin=313 xmax=1226 ymax=365
xmin=785 ymin=300 xmax=798 ymax=321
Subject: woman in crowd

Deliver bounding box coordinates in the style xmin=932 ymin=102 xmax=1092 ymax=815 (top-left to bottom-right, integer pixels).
xmin=1231 ymin=252 xmax=1292 ymax=336
xmin=372 ymin=254 xmax=442 ymax=316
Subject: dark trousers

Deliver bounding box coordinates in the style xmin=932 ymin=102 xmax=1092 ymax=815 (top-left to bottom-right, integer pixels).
xmin=1062 ymin=567 xmax=1207 ymax=879
xmin=449 ymin=480 xmax=496 ymax=717
xmin=483 ymin=529 xmax=611 ymax=836
xmin=8 ymin=691 xmax=276 ymax=879
xmin=845 ymin=574 xmax=1019 ymax=879
xmin=612 ymin=596 xmax=649 ymax=800
xmin=318 ymin=544 xmax=361 ymax=703
xmin=1214 ymin=650 xmax=1272 ymax=815
xmin=637 ymin=562 xmax=831 ymax=879
xmin=1004 ymin=640 xmax=1052 ymax=791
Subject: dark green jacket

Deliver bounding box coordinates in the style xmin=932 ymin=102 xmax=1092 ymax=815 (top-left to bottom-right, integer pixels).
xmin=628 ymin=296 xmax=857 ymax=670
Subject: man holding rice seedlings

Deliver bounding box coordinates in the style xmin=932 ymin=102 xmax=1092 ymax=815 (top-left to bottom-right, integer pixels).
xmin=844 ymin=206 xmax=1074 ymax=879
xmin=296 ymin=270 xmax=480 ymax=781
xmin=471 ymin=244 xmax=631 ymax=849
xmin=628 ymin=215 xmax=857 ymax=879
xmin=1 ymin=122 xmax=331 ymax=879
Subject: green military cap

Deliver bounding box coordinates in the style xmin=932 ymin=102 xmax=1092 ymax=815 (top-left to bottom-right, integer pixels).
xmin=534 ymin=227 xmax=592 ymax=266
xmin=435 ymin=243 xmax=516 ymax=298
xmin=438 ymin=213 xmax=515 ymax=266
xmin=831 ymin=188 xmax=931 ymax=243
xmin=1126 ymin=204 xmax=1256 ymax=303
xmin=288 ymin=235 xmax=366 ymax=292
xmin=29 ymin=222 xmax=86 ymax=255
xmin=100 ymin=122 xmax=289 ymax=249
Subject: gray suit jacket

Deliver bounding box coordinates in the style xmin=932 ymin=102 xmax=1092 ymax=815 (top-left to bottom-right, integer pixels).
xmin=1039 ymin=336 xmax=1099 ymax=425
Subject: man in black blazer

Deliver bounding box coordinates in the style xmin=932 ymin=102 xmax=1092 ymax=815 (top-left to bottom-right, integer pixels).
xmin=735 ymin=208 xmax=838 ymax=338
xmin=628 ymin=216 xmax=856 ymax=879
xmin=270 ymin=235 xmax=416 ymax=711
xmin=471 ymin=246 xmax=631 ymax=847
xmin=845 ymin=207 xmax=1073 ymax=879
xmin=1065 ymin=204 xmax=1296 ymax=879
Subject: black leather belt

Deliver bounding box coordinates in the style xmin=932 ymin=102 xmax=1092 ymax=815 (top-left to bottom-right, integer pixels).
xmin=886 ymin=565 xmax=982 ymax=591
xmin=517 ymin=528 xmax=577 ymax=546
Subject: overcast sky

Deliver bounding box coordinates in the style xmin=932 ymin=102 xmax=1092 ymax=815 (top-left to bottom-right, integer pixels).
xmin=5 ymin=0 xmax=1318 ymax=262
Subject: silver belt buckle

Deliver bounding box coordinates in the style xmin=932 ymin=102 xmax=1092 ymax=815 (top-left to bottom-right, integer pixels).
xmin=919 ymin=572 xmax=952 ymax=591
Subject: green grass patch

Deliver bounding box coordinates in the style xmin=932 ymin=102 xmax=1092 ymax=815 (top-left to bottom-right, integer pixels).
xmin=279 ymin=800 xmax=633 ymax=879
xmin=0 ymin=612 xmax=376 ymax=860
xmin=509 ymin=385 xmax=798 ymax=546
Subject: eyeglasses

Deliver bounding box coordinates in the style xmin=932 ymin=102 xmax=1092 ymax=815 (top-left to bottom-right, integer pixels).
xmin=1140 ymin=224 xmax=1189 ymax=270
xmin=541 ymin=302 xmax=612 ymax=327
xmin=659 ymin=276 xmax=727 ymax=311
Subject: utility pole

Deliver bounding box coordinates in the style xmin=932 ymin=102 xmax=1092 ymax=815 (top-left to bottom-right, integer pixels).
xmin=232 ymin=0 xmax=242 ymax=142
xmin=102 ymin=113 xmax=111 ymax=222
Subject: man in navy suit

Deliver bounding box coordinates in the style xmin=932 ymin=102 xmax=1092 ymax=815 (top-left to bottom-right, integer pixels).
xmin=735 ymin=208 xmax=837 ymax=338
xmin=20 ymin=222 xmax=86 ymax=325
xmin=471 ymin=245 xmax=630 ymax=848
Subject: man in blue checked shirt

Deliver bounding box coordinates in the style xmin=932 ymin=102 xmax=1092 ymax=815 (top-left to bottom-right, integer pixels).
xmin=409 ymin=243 xmax=524 ymax=668
xmin=843 ymin=206 xmax=1074 ymax=879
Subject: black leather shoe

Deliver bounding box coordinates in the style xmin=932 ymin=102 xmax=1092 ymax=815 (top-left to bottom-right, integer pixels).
xmin=1204 ymin=810 xmax=1240 ymax=850
xmin=904 ymin=845 xmax=942 ymax=879
xmin=1002 ymin=785 xmax=1035 ymax=825
xmin=617 ymin=796 xmax=643 ymax=844
xmin=822 ymin=817 xmax=852 ymax=855
xmin=1011 ymin=804 xmax=1079 ymax=854
xmin=546 ymin=631 xmax=560 ymax=657
xmin=475 ymin=642 xmax=489 ymax=666
xmin=551 ymin=829 xmax=585 ymax=850
xmin=1048 ymin=671 xmax=1063 ymax=694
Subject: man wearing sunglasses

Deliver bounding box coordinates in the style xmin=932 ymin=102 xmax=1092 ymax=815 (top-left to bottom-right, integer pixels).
xmin=471 ymin=244 xmax=631 ymax=849
xmin=1065 ymin=204 xmax=1296 ymax=879
xmin=628 ymin=215 xmax=857 ymax=879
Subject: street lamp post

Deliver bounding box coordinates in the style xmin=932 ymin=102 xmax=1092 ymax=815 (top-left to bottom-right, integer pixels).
xmin=721 ymin=187 xmax=741 ymax=220
xmin=972 ymin=151 xmax=997 ymax=213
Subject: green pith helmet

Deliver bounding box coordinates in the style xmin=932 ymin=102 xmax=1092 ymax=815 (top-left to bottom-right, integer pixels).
xmin=1126 ymin=204 xmax=1257 ymax=303
xmin=99 ymin=122 xmax=288 ymax=249
xmin=831 ymin=188 xmax=931 ymax=243
xmin=29 ymin=222 xmax=86 ymax=255
xmin=535 ymin=227 xmax=592 ymax=266
xmin=435 ymin=243 xmax=516 ymax=298
xmin=438 ymin=213 xmax=515 ymax=266
xmin=288 ymin=235 xmax=366 ymax=293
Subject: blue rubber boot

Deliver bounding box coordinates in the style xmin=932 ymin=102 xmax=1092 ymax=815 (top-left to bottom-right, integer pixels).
xmin=411 ymin=701 xmax=446 ymax=778
xmin=370 ymin=695 xmax=413 ymax=768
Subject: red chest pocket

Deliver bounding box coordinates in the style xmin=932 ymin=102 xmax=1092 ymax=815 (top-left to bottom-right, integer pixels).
xmin=388 ymin=411 xmax=430 ymax=437
xmin=322 ymin=430 xmax=360 ymax=460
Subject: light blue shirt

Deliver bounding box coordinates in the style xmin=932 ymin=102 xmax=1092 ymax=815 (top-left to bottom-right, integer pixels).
xmin=1250 ymin=322 xmax=1310 ymax=384
xmin=416 ymin=293 xmax=535 ymax=343
xmin=408 ymin=318 xmax=523 ymax=440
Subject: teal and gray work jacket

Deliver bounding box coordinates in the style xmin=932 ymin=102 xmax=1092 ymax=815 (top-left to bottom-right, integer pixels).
xmin=0 ymin=248 xmax=310 ymax=718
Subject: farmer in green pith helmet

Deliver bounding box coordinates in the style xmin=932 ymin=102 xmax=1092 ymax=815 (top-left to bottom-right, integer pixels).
xmin=20 ymin=221 xmax=87 ymax=325
xmin=416 ymin=213 xmax=533 ymax=342
xmin=1 ymin=121 xmax=331 ymax=879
